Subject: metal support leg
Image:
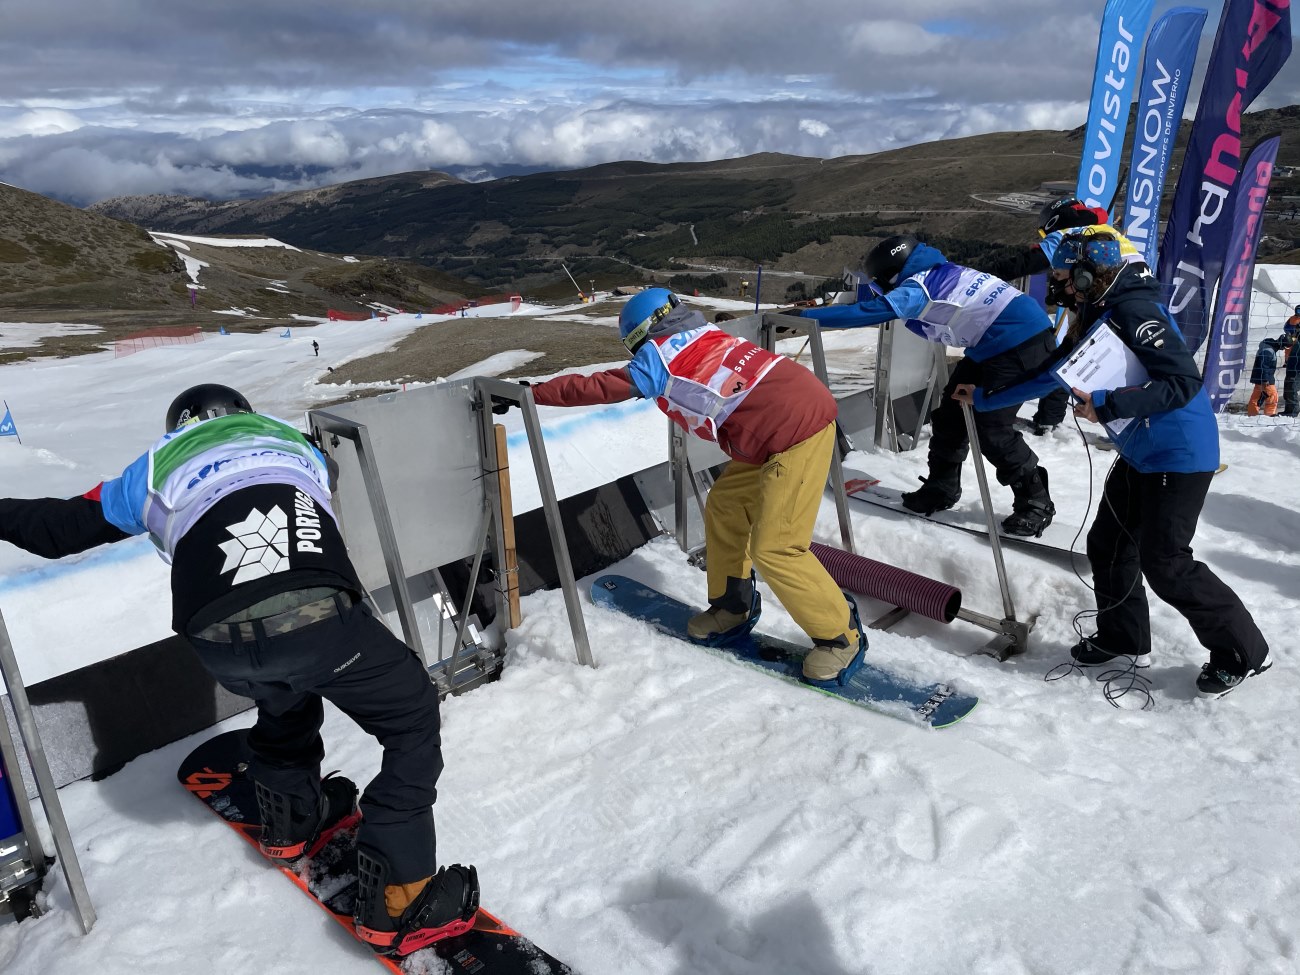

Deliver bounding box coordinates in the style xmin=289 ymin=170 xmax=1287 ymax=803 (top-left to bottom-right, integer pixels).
xmin=959 ymin=401 xmax=1029 ymax=659
xmin=0 ymin=609 xmax=96 ymax=933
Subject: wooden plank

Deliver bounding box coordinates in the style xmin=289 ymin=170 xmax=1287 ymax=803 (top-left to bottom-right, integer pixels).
xmin=493 ymin=423 xmax=522 ymax=629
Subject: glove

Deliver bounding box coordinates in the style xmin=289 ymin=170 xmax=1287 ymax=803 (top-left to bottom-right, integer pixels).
xmin=773 ymin=309 xmax=804 ymax=334
xmin=491 ymin=381 xmax=529 ymax=415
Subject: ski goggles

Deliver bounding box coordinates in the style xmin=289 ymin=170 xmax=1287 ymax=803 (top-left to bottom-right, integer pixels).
xmin=621 ymin=293 xmax=679 ymax=352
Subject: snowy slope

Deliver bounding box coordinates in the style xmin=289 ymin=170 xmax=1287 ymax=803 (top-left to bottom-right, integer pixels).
xmin=1 ymin=302 xmax=1298 ymax=975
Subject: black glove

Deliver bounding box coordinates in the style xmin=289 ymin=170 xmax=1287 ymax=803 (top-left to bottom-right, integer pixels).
xmin=491 ymin=381 xmax=529 ymax=415
xmin=773 ymin=309 xmax=804 ymax=334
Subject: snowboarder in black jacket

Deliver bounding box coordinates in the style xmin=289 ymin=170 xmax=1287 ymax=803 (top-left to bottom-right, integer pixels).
xmin=0 ymin=383 xmax=479 ymax=955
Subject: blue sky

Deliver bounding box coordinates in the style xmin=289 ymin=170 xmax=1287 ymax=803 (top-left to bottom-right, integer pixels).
xmin=0 ymin=1 xmax=1295 ymax=205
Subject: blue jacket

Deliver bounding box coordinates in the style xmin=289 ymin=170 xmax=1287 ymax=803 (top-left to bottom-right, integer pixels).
xmin=797 ymin=244 xmax=1051 ymax=361
xmin=1250 ymin=338 xmax=1282 ymax=385
xmin=978 ymin=264 xmax=1218 ymax=474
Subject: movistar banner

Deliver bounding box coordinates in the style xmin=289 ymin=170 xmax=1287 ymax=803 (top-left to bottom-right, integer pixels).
xmin=1156 ymin=0 xmax=1292 ymax=352
xmin=1120 ymin=6 xmax=1207 ymax=267
xmin=1077 ymin=0 xmax=1155 ymax=213
xmin=1203 ymin=134 xmax=1280 ymax=412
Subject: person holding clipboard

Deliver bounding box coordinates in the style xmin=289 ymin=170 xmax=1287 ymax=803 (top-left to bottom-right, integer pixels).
xmin=955 ymin=232 xmax=1271 ymax=697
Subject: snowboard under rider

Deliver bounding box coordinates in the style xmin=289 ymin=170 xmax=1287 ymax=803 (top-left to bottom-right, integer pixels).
xmin=500 ymin=288 xmax=867 ymax=686
xmin=786 ymin=235 xmax=1059 ymax=538
xmin=0 ymin=384 xmax=479 ymax=956
xmin=959 ymin=232 xmax=1272 ymax=696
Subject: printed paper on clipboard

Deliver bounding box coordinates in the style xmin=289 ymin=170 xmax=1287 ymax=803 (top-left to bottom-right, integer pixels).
xmin=1051 ymin=322 xmax=1149 ymax=438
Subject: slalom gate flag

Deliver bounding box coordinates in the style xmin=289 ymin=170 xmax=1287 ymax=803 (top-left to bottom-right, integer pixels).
xmin=1202 ymin=133 xmax=1280 ymax=412
xmin=1120 ymin=6 xmax=1207 ymax=266
xmin=1077 ymin=0 xmax=1156 ymax=213
xmin=1156 ymin=0 xmax=1292 ymax=353
xmin=280 ymin=328 xmax=291 ymax=338
xmin=0 ymin=404 xmax=18 ymax=441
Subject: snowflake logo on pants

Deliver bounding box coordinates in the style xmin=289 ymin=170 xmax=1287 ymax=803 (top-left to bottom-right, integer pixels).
xmin=219 ymin=506 xmax=291 ymax=584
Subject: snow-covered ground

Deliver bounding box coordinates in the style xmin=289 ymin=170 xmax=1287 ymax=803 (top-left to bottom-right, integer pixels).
xmin=0 ymin=299 xmax=1297 ymax=975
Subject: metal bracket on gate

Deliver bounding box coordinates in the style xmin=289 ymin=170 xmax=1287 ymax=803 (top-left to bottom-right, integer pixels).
xmin=0 ymin=608 xmax=96 ymax=932
xmin=958 ymin=401 xmax=1032 ymax=660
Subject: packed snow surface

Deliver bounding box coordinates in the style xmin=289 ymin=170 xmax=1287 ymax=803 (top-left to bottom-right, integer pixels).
xmin=0 ymin=298 xmax=1296 ymax=975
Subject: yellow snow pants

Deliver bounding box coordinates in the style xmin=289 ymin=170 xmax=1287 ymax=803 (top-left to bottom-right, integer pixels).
xmin=704 ymin=422 xmax=852 ymax=643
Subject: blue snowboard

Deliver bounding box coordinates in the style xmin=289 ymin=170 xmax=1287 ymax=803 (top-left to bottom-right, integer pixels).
xmin=591 ymin=575 xmax=978 ymax=729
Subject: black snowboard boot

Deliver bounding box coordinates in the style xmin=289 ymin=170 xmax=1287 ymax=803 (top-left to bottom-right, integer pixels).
xmin=255 ymin=772 xmax=359 ymax=863
xmin=1069 ymin=635 xmax=1148 ymax=667
xmin=355 ymin=846 xmax=480 ymax=956
xmin=1001 ymin=466 xmax=1055 ymax=537
xmin=901 ymin=461 xmax=962 ymax=515
xmin=1196 ymin=651 xmax=1273 ymax=697
xmin=687 ymin=573 xmax=762 ymax=645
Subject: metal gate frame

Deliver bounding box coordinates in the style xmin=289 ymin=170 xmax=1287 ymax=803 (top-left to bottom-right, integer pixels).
xmin=307 ymin=379 xmax=593 ymax=696
xmin=0 ymin=608 xmax=95 ymax=932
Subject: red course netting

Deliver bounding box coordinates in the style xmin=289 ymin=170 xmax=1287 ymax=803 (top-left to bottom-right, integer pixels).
xmin=327 ymin=310 xmax=369 ymax=321
xmin=810 ymin=542 xmax=961 ymax=623
xmin=114 ymin=326 xmax=203 ymax=358
xmin=428 ymin=294 xmax=524 ymax=316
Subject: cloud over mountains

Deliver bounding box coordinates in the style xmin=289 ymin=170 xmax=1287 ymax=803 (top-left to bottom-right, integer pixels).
xmin=2 ymin=1 xmax=1297 ymax=205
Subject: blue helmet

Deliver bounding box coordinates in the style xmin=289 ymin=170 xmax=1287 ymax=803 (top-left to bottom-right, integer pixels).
xmin=1050 ymin=232 xmax=1123 ymax=301
xmin=619 ymin=288 xmax=679 ymax=353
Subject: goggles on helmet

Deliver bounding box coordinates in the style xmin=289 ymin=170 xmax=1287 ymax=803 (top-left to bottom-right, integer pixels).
xmin=622 ymin=293 xmax=679 ymax=352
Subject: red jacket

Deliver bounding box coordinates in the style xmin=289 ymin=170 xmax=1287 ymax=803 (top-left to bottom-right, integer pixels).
xmin=532 ymin=357 xmax=837 ymax=465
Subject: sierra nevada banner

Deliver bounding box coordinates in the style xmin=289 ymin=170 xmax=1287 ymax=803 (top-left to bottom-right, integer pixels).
xmin=1121 ymin=6 xmax=1207 ymax=266
xmin=1156 ymin=0 xmax=1292 ymax=352
xmin=1077 ymin=0 xmax=1156 ymax=213
xmin=1203 ymin=134 xmax=1281 ymax=411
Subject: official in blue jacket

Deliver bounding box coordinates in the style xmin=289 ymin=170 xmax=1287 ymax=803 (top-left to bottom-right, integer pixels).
xmin=793 ymin=235 xmax=1057 ymax=536
xmin=967 ymin=232 xmax=1270 ymax=696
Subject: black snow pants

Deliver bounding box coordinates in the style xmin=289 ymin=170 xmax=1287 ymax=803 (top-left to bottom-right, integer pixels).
xmin=1087 ymin=458 xmax=1270 ymax=671
xmin=928 ymin=329 xmax=1056 ymax=485
xmin=188 ymin=594 xmax=443 ymax=884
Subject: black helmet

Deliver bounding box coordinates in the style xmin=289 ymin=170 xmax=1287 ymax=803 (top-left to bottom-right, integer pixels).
xmin=166 ymin=383 xmax=252 ymax=432
xmin=1039 ymin=197 xmax=1104 ymax=236
xmin=863 ymin=235 xmax=919 ymax=289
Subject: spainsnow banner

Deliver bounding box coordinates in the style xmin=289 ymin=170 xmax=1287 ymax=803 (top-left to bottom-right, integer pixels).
xmin=1156 ymin=0 xmax=1293 ymax=352
xmin=1203 ymin=134 xmax=1280 ymax=411
xmin=1077 ymin=0 xmax=1156 ymax=213
xmin=1120 ymin=6 xmax=1207 ymax=266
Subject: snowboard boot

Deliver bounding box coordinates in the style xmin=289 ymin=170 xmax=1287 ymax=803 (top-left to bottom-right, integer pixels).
xmin=1069 ymin=635 xmax=1149 ymax=667
xmin=254 ymin=772 xmax=360 ymax=863
xmin=354 ymin=846 xmax=480 ymax=957
xmin=1196 ymin=651 xmax=1273 ymax=698
xmin=900 ymin=462 xmax=962 ymax=515
xmin=1000 ymin=466 xmax=1055 ymax=537
xmin=802 ymin=596 xmax=868 ymax=687
xmin=687 ymin=573 xmax=762 ymax=646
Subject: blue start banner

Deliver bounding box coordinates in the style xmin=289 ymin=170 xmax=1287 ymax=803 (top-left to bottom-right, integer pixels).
xmin=1156 ymin=0 xmax=1292 ymax=353
xmin=1120 ymin=6 xmax=1207 ymax=267
xmin=1077 ymin=0 xmax=1155 ymax=213
xmin=1203 ymin=134 xmax=1280 ymax=412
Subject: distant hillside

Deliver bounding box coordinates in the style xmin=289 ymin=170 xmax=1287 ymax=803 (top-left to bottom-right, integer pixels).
xmin=0 ymin=182 xmax=477 ymax=357
xmin=89 ymin=107 xmax=1300 ymax=297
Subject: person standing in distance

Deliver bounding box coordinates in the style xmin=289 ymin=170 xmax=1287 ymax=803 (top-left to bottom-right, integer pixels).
xmin=788 ymin=235 xmax=1058 ymax=537
xmin=502 ymin=288 xmax=867 ymax=686
xmin=0 ymin=384 xmax=479 ymax=955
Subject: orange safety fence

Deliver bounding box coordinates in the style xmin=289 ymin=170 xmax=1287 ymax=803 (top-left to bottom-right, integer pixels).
xmin=114 ymin=326 xmax=203 ymax=358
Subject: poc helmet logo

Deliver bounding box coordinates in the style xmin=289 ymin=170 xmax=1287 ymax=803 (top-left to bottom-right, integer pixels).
xmin=890 ymin=242 xmax=908 ymax=256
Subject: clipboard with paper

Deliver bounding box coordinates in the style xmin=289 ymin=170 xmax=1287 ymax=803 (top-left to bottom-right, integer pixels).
xmin=1050 ymin=322 xmax=1149 ymax=438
